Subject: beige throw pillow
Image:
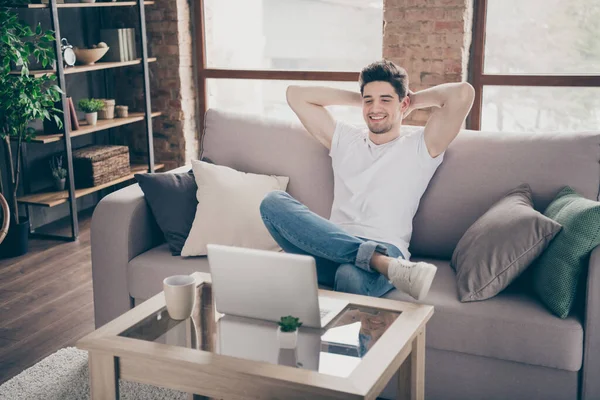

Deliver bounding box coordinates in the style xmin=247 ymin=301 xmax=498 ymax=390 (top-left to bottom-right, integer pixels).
xmin=180 ymin=160 xmax=289 ymax=257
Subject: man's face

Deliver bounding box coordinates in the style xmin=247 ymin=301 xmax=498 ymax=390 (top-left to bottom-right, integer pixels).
xmin=362 ymin=81 xmax=408 ymax=135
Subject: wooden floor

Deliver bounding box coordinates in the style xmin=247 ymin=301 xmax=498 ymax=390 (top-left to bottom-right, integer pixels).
xmin=0 ymin=210 xmax=95 ymax=385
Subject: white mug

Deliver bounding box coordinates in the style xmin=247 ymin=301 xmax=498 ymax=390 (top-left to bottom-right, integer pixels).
xmin=163 ymin=275 xmax=196 ymax=320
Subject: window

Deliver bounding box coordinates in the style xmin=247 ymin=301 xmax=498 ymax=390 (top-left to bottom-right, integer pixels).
xmin=469 ymin=0 xmax=600 ymax=132
xmin=207 ymin=79 xmax=367 ymax=126
xmin=196 ymin=0 xmax=383 ymax=126
xmin=481 ymin=86 xmax=600 ymax=132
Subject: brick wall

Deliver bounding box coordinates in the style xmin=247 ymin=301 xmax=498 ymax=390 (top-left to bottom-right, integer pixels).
xmin=146 ymin=0 xmax=198 ymax=170
xmin=383 ymin=0 xmax=474 ymax=125
xmin=108 ymin=1 xmax=197 ymax=171
xmin=111 ymin=0 xmax=472 ymax=166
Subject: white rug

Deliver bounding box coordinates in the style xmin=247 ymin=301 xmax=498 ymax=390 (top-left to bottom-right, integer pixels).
xmin=0 ymin=347 xmax=187 ymax=400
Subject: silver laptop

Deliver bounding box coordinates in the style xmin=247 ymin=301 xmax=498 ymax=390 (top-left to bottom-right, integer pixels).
xmin=207 ymin=244 xmax=348 ymax=328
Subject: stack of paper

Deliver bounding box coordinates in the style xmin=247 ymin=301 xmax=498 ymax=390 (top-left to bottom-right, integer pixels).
xmin=320 ymin=321 xmax=361 ymax=347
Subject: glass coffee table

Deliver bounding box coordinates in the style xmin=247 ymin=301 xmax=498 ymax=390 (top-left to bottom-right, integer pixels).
xmin=77 ymin=272 xmax=433 ymax=400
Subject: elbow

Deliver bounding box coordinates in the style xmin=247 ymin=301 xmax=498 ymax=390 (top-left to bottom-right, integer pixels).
xmin=459 ymin=82 xmax=475 ymax=104
xmin=286 ymin=85 xmax=299 ymax=106
xmin=441 ymin=82 xmax=475 ymax=109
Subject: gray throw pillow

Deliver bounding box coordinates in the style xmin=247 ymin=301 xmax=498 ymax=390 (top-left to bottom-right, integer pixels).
xmin=135 ymin=170 xmax=198 ymax=256
xmin=450 ymin=184 xmax=562 ymax=302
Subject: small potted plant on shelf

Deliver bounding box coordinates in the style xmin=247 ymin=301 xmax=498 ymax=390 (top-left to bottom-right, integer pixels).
xmin=50 ymin=155 xmax=67 ymax=191
xmin=277 ymin=316 xmax=303 ymax=349
xmin=78 ymin=98 xmax=105 ymax=126
xmin=0 ymin=9 xmax=63 ymax=257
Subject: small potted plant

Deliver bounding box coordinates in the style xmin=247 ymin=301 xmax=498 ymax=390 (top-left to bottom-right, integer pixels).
xmin=50 ymin=155 xmax=67 ymax=191
xmin=277 ymin=316 xmax=303 ymax=349
xmin=78 ymin=98 xmax=104 ymax=126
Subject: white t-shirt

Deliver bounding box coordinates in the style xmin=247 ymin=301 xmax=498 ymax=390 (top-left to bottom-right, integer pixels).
xmin=328 ymin=120 xmax=444 ymax=260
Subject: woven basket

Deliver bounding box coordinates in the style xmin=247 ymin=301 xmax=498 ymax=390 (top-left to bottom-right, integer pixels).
xmin=72 ymin=145 xmax=130 ymax=188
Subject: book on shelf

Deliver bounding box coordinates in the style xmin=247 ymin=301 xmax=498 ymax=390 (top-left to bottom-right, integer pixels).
xmin=100 ymin=29 xmax=123 ymax=62
xmin=100 ymin=29 xmax=135 ymax=62
xmin=120 ymin=29 xmax=129 ymax=61
xmin=67 ymin=97 xmax=79 ymax=131
xmin=127 ymin=28 xmax=137 ymax=60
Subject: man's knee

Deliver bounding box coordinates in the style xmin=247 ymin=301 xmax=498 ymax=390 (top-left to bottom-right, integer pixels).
xmin=259 ymin=190 xmax=291 ymax=218
xmin=334 ymin=264 xmax=367 ymax=295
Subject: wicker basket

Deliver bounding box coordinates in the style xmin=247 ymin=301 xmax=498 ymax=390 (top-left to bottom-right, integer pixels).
xmin=72 ymin=145 xmax=130 ymax=188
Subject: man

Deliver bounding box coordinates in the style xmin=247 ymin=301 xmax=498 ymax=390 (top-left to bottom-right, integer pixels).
xmin=259 ymin=60 xmax=474 ymax=300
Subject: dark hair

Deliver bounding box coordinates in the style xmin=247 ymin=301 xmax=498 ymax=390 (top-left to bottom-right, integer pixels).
xmin=359 ymin=60 xmax=408 ymax=100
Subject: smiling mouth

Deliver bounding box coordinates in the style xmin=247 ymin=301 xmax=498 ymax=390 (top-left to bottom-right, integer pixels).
xmin=369 ymin=115 xmax=387 ymax=122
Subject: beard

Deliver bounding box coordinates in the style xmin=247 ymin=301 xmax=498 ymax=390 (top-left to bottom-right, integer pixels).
xmin=367 ymin=120 xmax=393 ymax=134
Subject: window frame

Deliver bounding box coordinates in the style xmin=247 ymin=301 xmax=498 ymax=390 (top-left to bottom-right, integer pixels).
xmin=467 ymin=0 xmax=600 ymax=131
xmin=193 ymin=0 xmax=363 ymax=152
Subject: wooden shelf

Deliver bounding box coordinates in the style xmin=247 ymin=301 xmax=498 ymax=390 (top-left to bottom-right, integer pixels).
xmin=10 ymin=57 xmax=157 ymax=78
xmin=24 ymin=112 xmax=162 ymax=144
xmin=17 ymin=163 xmax=164 ymax=207
xmin=12 ymin=1 xmax=154 ymax=9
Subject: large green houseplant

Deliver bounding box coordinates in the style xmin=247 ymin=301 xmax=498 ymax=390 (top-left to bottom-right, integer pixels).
xmin=0 ymin=9 xmax=63 ymax=256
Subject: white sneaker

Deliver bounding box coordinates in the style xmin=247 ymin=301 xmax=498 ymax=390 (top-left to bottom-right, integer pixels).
xmin=388 ymin=258 xmax=437 ymax=300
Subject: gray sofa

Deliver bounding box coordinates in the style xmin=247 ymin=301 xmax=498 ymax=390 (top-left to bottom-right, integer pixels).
xmin=92 ymin=108 xmax=600 ymax=400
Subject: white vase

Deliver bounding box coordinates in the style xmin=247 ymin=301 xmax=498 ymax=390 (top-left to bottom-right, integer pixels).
xmin=277 ymin=327 xmax=298 ymax=349
xmin=85 ymin=112 xmax=98 ymax=126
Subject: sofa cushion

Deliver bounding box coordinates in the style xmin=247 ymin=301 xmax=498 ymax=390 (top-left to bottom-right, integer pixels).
xmin=202 ymin=109 xmax=335 ymax=219
xmin=181 ymin=160 xmax=290 ymax=257
xmin=410 ymin=130 xmax=600 ymax=259
xmin=202 ymin=110 xmax=600 ymax=260
xmin=135 ymin=170 xmax=198 ymax=256
xmin=128 ymin=243 xmax=211 ymax=299
xmin=384 ymin=258 xmax=583 ymax=372
xmin=451 ymin=183 xmax=562 ymax=302
xmin=532 ymin=186 xmax=600 ymax=318
xmin=129 ymin=244 xmax=583 ymax=372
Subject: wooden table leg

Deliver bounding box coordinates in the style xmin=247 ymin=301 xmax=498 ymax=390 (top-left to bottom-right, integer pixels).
xmin=88 ymin=352 xmax=119 ymax=400
xmin=397 ymin=327 xmax=425 ymax=400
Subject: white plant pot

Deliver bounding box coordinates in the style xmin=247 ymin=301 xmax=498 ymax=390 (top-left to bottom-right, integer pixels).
xmin=277 ymin=327 xmax=298 ymax=349
xmin=85 ymin=112 xmax=98 ymax=126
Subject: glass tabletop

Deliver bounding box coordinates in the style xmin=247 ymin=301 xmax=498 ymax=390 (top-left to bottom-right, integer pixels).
xmin=119 ymin=283 xmax=400 ymax=378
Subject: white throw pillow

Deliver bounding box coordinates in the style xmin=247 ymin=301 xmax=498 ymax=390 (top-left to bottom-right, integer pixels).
xmin=180 ymin=159 xmax=289 ymax=257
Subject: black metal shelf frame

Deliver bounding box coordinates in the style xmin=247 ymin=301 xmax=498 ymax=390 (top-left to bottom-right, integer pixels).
xmin=18 ymin=0 xmax=156 ymax=241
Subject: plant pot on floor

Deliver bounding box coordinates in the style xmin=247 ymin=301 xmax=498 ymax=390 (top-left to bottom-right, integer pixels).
xmin=0 ymin=217 xmax=29 ymax=258
xmin=277 ymin=327 xmax=298 ymax=349
xmin=85 ymin=112 xmax=98 ymax=126
xmin=54 ymin=178 xmax=66 ymax=191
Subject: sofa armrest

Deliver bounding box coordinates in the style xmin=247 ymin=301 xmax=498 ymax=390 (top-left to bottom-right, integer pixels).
xmin=583 ymin=245 xmax=600 ymax=400
xmin=91 ymin=183 xmax=163 ymax=328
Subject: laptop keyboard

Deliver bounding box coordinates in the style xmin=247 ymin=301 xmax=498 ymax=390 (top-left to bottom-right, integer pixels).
xmin=320 ymin=308 xmax=331 ymax=318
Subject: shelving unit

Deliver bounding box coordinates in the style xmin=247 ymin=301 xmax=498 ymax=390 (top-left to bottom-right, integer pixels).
xmin=10 ymin=0 xmax=157 ymax=241
xmin=9 ymin=57 xmax=157 ymax=77
xmin=18 ymin=163 xmax=164 ymax=207
xmin=16 ymin=1 xmax=154 ymax=8
xmin=16 ymin=112 xmax=162 ymax=143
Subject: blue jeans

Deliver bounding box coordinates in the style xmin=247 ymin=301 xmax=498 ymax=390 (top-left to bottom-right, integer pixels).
xmin=259 ymin=190 xmax=404 ymax=298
